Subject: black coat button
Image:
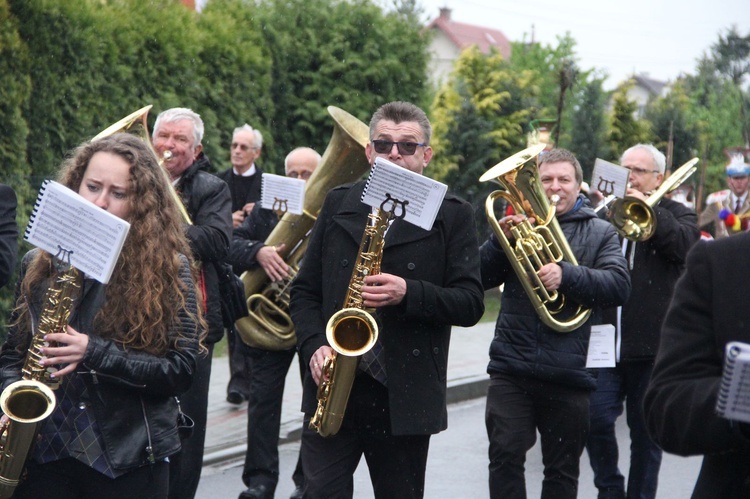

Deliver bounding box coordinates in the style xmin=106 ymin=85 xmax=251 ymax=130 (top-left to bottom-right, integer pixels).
xmin=407 ymin=262 xmax=416 ymax=270
xmin=412 ymin=349 xmax=420 ymax=356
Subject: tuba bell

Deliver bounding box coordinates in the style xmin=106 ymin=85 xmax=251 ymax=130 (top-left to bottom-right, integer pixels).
xmin=480 ymin=145 xmax=592 ymax=333
xmin=608 ymin=158 xmax=699 ymax=241
xmin=235 ymin=106 xmax=371 ymax=350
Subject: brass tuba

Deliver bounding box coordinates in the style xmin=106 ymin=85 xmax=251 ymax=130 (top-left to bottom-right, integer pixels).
xmin=310 ymin=196 xmax=407 ymax=437
xmin=235 ymin=106 xmax=370 ymax=350
xmin=608 ymin=157 xmax=699 ymax=241
xmin=480 ymin=145 xmax=592 ymax=333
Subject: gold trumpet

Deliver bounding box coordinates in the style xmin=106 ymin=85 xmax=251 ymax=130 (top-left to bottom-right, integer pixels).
xmin=480 ymin=145 xmax=592 ymax=333
xmin=609 ymin=158 xmax=699 ymax=241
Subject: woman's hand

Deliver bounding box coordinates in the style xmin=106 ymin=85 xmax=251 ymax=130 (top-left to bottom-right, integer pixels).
xmin=41 ymin=325 xmax=89 ymax=378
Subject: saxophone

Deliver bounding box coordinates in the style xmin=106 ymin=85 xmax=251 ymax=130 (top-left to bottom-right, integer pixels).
xmin=0 ymin=261 xmax=80 ymax=498
xmin=310 ymin=195 xmax=406 ymax=437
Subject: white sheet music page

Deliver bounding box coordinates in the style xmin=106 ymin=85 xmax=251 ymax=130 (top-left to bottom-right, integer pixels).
xmin=586 ymin=324 xmax=616 ymax=368
xmin=591 ymin=158 xmax=630 ymax=198
xmin=24 ymin=181 xmax=130 ymax=284
xmin=260 ymin=173 xmax=306 ymax=215
xmin=361 ymin=157 xmax=447 ymax=231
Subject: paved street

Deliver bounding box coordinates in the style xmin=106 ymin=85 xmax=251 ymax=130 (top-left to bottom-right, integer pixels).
xmin=197 ymin=396 xmax=703 ymax=498
xmin=196 ymin=321 xmax=703 ymax=498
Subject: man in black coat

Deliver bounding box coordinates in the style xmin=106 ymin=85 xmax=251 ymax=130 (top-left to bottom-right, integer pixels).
xmin=644 ymin=231 xmax=750 ymax=498
xmin=0 ymin=183 xmax=18 ymax=289
xmin=480 ymin=148 xmax=631 ymax=498
xmin=217 ymin=123 xmax=265 ymax=405
xmin=231 ymin=146 xmax=321 ymax=499
xmin=585 ymin=144 xmax=699 ymax=499
xmin=153 ymin=107 xmax=233 ymax=499
xmin=289 ymin=101 xmax=484 ymax=499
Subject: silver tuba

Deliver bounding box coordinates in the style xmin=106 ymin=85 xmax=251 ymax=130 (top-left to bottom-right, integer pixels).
xmin=235 ymin=106 xmax=371 ymax=350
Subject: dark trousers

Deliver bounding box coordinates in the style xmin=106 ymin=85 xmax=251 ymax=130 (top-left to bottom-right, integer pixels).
xmin=228 ymin=327 xmax=252 ymax=398
xmin=485 ymin=374 xmax=590 ymax=499
xmin=586 ymin=361 xmax=662 ymax=499
xmin=15 ymin=458 xmax=169 ymax=499
xmin=242 ymin=346 xmax=305 ymax=491
xmin=301 ymin=374 xmax=431 ymax=499
xmin=168 ymin=343 xmax=214 ymax=499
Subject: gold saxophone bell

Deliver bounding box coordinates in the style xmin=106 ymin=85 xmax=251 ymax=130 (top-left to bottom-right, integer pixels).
xmin=480 ymin=145 xmax=592 ymax=333
xmin=608 ymin=158 xmax=699 ymax=241
xmin=235 ymin=106 xmax=371 ymax=351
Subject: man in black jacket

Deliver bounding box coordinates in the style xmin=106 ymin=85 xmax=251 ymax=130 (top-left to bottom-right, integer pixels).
xmin=231 ymin=146 xmax=320 ymax=499
xmin=0 ymin=183 xmax=17 ymax=289
xmin=586 ymin=144 xmax=699 ymax=499
xmin=152 ymin=107 xmax=233 ymax=499
xmin=218 ymin=123 xmax=265 ymax=405
xmin=480 ymin=148 xmax=630 ymax=498
xmin=644 ymin=231 xmax=750 ymax=498
xmin=290 ymin=101 xmax=485 ymax=498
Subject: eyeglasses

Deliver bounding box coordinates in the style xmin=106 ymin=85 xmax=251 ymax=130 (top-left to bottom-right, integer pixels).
xmin=371 ymin=139 xmax=425 ymax=156
xmin=287 ymin=170 xmax=313 ymax=180
xmin=625 ymin=166 xmax=660 ymax=176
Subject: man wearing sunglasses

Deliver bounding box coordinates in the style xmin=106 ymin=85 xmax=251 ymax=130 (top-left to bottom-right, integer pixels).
xmin=290 ymin=101 xmax=484 ymax=499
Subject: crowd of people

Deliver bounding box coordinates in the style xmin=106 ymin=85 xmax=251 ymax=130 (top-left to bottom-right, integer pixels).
xmin=0 ymin=101 xmax=748 ymax=499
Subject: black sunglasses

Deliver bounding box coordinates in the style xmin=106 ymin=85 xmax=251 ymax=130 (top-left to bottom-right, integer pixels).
xmin=371 ymin=139 xmax=425 ymax=156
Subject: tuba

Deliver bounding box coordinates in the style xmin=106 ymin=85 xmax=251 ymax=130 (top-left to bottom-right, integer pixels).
xmin=235 ymin=106 xmax=371 ymax=350
xmin=608 ymin=158 xmax=699 ymax=241
xmin=310 ymin=196 xmax=406 ymax=437
xmin=479 ymin=145 xmax=592 ymax=333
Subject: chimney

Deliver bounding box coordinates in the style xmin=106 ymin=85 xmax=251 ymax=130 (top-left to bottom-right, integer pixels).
xmin=439 ymin=7 xmax=452 ymax=21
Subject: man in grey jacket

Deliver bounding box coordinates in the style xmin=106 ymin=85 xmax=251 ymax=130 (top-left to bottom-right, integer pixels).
xmin=480 ymin=148 xmax=631 ymax=499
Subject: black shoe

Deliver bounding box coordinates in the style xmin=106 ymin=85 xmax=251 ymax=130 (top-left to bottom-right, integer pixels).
xmin=289 ymin=484 xmax=304 ymax=499
xmin=226 ymin=391 xmax=247 ymax=405
xmin=239 ymin=484 xmax=273 ymax=499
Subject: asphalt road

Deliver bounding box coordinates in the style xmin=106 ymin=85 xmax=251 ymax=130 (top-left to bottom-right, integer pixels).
xmin=196 ymin=397 xmax=703 ymax=499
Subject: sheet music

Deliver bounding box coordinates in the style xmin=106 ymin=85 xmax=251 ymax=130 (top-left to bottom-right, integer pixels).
xmin=586 ymin=324 xmax=616 ymax=368
xmin=591 ymin=158 xmax=630 ymax=198
xmin=260 ymin=173 xmax=306 ymax=215
xmin=24 ymin=181 xmax=130 ymax=283
xmin=360 ymin=157 xmax=447 ymax=231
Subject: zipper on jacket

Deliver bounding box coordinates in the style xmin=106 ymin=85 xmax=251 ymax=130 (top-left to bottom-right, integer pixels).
xmin=140 ymin=397 xmax=156 ymax=464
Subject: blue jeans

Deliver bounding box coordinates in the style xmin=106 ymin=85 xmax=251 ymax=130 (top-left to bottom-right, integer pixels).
xmin=586 ymin=362 xmax=662 ymax=499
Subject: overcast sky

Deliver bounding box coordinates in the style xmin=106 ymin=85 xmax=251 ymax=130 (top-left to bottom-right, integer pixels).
xmin=417 ymin=0 xmax=750 ymax=89
xmin=195 ymin=0 xmax=748 ymax=90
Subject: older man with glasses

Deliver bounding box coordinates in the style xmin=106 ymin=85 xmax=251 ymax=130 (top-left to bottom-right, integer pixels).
xmin=586 ymin=143 xmax=700 ymax=499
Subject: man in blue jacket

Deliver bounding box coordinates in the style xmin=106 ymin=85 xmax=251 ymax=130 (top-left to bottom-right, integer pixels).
xmin=480 ymin=148 xmax=630 ymax=499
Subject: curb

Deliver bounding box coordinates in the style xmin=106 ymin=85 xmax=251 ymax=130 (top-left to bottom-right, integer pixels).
xmin=202 ymin=375 xmax=489 ymax=467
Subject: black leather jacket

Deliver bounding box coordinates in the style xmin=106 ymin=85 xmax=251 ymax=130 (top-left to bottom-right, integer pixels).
xmin=0 ymin=251 xmax=201 ymax=471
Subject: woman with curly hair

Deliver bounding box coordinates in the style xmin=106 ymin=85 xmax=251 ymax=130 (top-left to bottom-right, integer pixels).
xmin=0 ymin=133 xmax=204 ymax=498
